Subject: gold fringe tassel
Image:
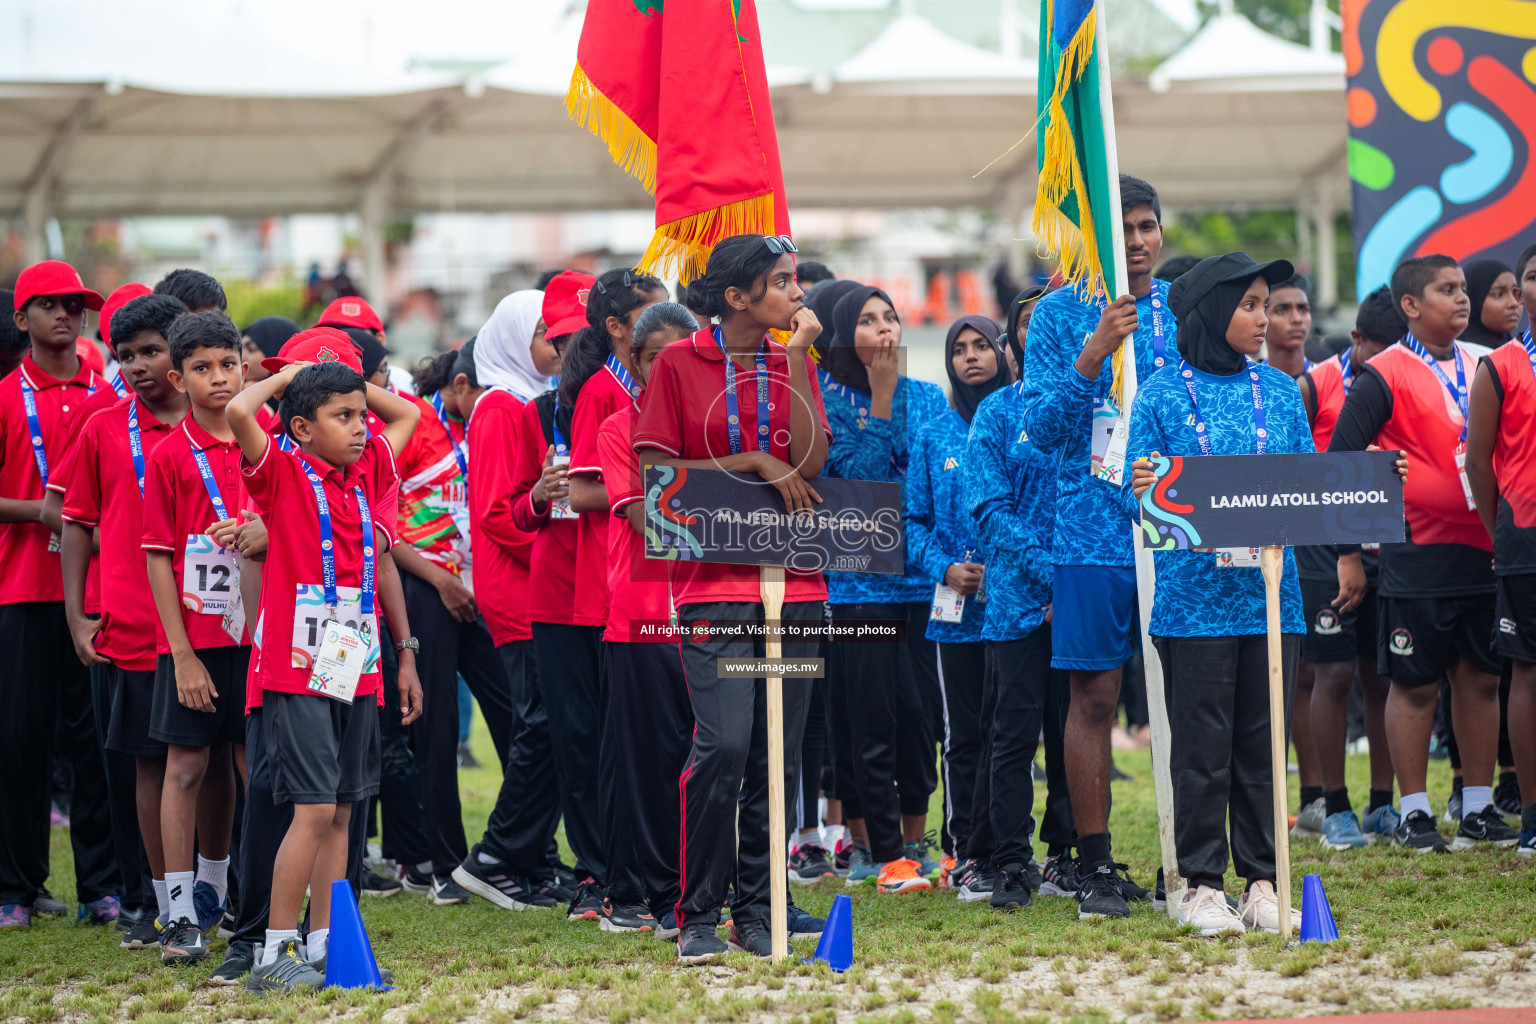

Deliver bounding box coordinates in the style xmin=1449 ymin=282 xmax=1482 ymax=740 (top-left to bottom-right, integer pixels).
xmin=565 ymin=63 xmax=658 ymax=195
xmin=637 ymin=193 xmax=776 ymax=284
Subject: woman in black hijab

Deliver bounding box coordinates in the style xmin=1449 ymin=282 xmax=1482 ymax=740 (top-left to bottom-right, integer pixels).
xmin=240 ymin=316 xmax=298 ymax=385
xmin=1460 ymin=258 xmax=1520 ymax=350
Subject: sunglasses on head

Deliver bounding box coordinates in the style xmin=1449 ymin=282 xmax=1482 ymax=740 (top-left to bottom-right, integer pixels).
xmin=763 ymin=235 xmax=798 ymax=255
xmin=593 ymin=270 xmax=634 ymax=297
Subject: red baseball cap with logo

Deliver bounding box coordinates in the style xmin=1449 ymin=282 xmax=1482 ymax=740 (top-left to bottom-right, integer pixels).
xmin=541 ymin=270 xmax=596 ymax=339
xmin=261 ymin=326 xmax=364 ymax=375
xmin=98 ymin=282 xmax=154 ymax=348
xmin=316 ymin=297 xmax=383 ymax=333
xmin=15 ymin=260 xmax=105 ymax=311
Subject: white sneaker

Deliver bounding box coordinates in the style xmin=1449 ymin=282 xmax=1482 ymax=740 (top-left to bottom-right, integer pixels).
xmin=1175 ymin=885 xmax=1245 ymax=936
xmin=1238 ymin=880 xmax=1301 ymax=934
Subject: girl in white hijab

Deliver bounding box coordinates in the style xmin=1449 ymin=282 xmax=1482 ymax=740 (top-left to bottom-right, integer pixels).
xmin=474 ymin=290 xmax=560 ymax=400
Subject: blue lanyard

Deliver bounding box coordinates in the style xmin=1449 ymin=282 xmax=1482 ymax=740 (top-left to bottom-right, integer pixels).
xmin=1092 ymin=291 xmax=1167 ymax=398
xmin=109 ymin=372 xmax=128 ymax=399
xmin=431 ymin=391 xmax=468 ymax=478
xmin=550 ymin=394 xmax=569 ymax=456
xmin=1524 ymin=330 xmax=1536 ymax=374
xmin=278 ymin=434 xmax=294 ymax=453
xmin=126 ymin=400 xmax=147 ymax=496
xmin=20 ymin=377 xmax=51 ymax=487
xmin=714 ymin=327 xmax=769 ymax=454
xmin=303 ymin=469 xmax=375 ymax=621
xmin=190 ymin=445 xmax=231 ymax=522
xmin=605 ymin=354 xmax=640 ymax=401
xmin=1179 ymin=360 xmax=1268 ymax=457
xmin=1339 ymin=349 xmax=1354 ymax=393
xmin=1403 ymin=333 xmax=1468 ymax=442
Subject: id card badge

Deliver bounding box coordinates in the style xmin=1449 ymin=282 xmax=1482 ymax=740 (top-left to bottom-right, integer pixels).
xmin=221 ymin=584 xmax=247 ymax=644
xmin=1455 ymin=444 xmax=1476 ymax=510
xmin=47 ymin=532 xmax=60 ymax=553
xmin=1090 ymin=397 xmax=1128 ymax=484
xmin=550 ymin=454 xmax=578 ymax=520
xmin=291 ymin=584 xmax=381 ymax=677
xmin=931 ymin=584 xmax=965 ymax=623
xmin=182 ymin=535 xmax=240 ymax=615
xmin=307 ymin=617 xmax=368 ymax=703
xmin=1214 ymin=547 xmax=1262 ymax=568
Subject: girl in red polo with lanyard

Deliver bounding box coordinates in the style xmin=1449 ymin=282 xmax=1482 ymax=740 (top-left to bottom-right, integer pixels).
xmin=632 ymin=234 xmax=830 ymax=963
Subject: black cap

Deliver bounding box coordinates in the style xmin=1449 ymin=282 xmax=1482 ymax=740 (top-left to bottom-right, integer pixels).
xmin=1167 ymin=252 xmax=1295 ymax=321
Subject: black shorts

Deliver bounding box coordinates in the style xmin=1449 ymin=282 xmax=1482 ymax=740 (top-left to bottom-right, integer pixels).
xmin=1300 ymin=578 xmax=1377 ymax=663
xmin=149 ymin=647 xmax=251 ymax=748
xmin=1495 ymin=574 xmax=1536 ymax=664
xmin=263 ymin=690 xmax=379 ymax=805
xmin=105 ymin=664 xmax=165 ymax=757
xmin=1377 ymin=593 xmax=1500 ymax=686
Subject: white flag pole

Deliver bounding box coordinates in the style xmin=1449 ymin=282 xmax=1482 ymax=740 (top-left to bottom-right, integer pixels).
xmin=1090 ymin=0 xmax=1184 ymax=907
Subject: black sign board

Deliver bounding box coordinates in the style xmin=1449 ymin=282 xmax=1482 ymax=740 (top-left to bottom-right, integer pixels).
xmin=643 ymin=465 xmax=902 ymax=574
xmin=1138 ymin=451 xmax=1405 ymax=551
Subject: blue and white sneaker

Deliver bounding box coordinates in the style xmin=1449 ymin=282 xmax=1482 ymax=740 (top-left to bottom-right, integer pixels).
xmin=193 ymin=881 xmax=227 ymax=937
xmin=1361 ymin=804 xmax=1400 ymax=843
xmin=903 ymin=832 xmax=942 ymax=879
xmin=844 ymin=845 xmax=877 ymax=885
xmin=1319 ymin=811 xmax=1369 ymax=850
xmin=1517 ymin=828 xmax=1535 ymax=858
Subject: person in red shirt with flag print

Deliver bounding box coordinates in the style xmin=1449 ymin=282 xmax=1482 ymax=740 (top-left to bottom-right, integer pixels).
xmin=632 ymin=234 xmax=831 ymax=962
xmin=1329 ymin=255 xmax=1517 ymax=854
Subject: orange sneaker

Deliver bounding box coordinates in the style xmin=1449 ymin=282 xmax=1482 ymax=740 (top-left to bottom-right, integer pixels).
xmin=876 ymin=858 xmax=932 ymax=895
xmin=938 ymin=855 xmax=958 ymax=889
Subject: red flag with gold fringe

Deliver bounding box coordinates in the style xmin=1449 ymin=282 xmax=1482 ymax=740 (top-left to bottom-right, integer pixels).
xmin=567 ymin=0 xmax=790 ymax=282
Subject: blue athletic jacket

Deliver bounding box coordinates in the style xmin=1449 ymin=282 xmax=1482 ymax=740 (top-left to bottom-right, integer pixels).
xmin=905 ymin=407 xmax=985 ymax=643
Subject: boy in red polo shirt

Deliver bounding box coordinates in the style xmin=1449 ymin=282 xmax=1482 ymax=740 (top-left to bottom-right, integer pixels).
xmin=633 ymin=234 xmax=831 ymax=961
xmin=0 ymin=260 xmax=117 ymax=930
xmin=1330 ymin=254 xmax=1516 ymax=853
xmin=142 ymin=313 xmax=252 ymax=966
xmin=1466 ymin=240 xmax=1536 ymax=856
xmin=228 ymin=346 xmax=421 ymax=993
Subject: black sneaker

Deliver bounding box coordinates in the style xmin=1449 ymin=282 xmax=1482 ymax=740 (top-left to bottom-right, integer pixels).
xmin=1494 ymin=775 xmax=1523 ymax=819
xmin=786 ymin=903 xmax=825 ymax=938
xmin=400 ymin=866 xmax=433 ymax=894
xmin=1108 ymin=862 xmax=1151 ymax=902
xmin=453 ymin=850 xmax=555 ymax=910
xmin=832 ymin=839 xmax=854 ymax=877
xmin=677 ymin=921 xmax=727 ymax=963
xmin=120 ymin=914 xmax=166 ymax=950
xmin=1393 ymin=809 xmax=1450 ymax=853
xmin=431 ymin=875 xmax=472 ymax=906
xmin=989 ymin=864 xmax=1032 ymax=912
xmin=1024 ymin=860 xmax=1044 ymax=893
xmin=655 ymin=910 xmax=680 ymax=940
xmin=567 ymin=877 xmax=604 ymax=921
xmin=787 ymin=842 xmax=836 ymax=883
xmin=361 ymin=870 xmax=402 ymax=898
xmin=1153 ymin=866 xmax=1166 ymax=911
xmin=1039 ymin=854 xmax=1080 ymax=897
xmin=209 ymin=940 xmax=254 ymax=986
xmin=161 ymin=916 xmax=209 ymax=965
xmin=956 ymin=861 xmax=997 ymax=903
xmin=726 ymin=919 xmax=773 ymax=956
xmin=1075 ymin=863 xmax=1130 ymax=919
xmin=1443 ymin=789 xmax=1463 ymax=824
xmin=550 ymin=861 xmax=579 ymax=892
xmin=115 ymin=906 xmax=141 ymax=933
xmin=31 ymin=888 xmax=66 ymax=917
xmin=456 ymin=739 xmax=482 ymax=769
xmin=599 ymin=897 xmax=657 ymax=933
xmin=1452 ymin=805 xmax=1520 ymax=850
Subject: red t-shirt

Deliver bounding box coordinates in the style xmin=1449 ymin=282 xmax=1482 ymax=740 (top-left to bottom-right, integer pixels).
xmin=395 ymin=392 xmax=469 ymax=573
xmin=510 ymin=394 xmax=580 ymax=626
xmin=596 ymin=407 xmax=672 ymax=643
xmin=59 ymin=395 xmax=177 ymax=670
xmin=1484 ymin=340 xmax=1536 ymax=574
xmin=47 ymin=385 xmax=120 ymax=615
xmin=466 ymin=388 xmax=535 ymax=645
xmin=241 ymin=436 xmax=397 ymax=708
xmin=141 ymin=414 xmax=252 ymax=652
xmin=568 ymin=366 xmax=634 ymax=627
xmin=1307 ymin=353 xmax=1347 ymax=453
xmin=631 ymin=330 xmax=831 ymax=607
xmin=0 ymin=356 xmax=104 ymax=606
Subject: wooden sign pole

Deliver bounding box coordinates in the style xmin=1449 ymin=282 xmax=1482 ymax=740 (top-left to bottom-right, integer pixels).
xmin=760 ymin=564 xmax=789 ymax=962
xmin=1259 ymin=545 xmax=1293 ymax=941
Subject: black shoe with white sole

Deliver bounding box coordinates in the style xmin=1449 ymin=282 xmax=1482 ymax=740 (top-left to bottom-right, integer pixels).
xmin=400 ymin=866 xmax=433 ymax=894
xmin=1392 ymin=809 xmax=1449 ymax=853
xmin=209 ymin=940 xmax=254 ymax=986
xmin=1452 ymin=805 xmax=1519 ymax=850
xmin=677 ymin=922 xmax=727 ymax=963
xmin=599 ymin=898 xmax=657 ymax=933
xmin=431 ymin=875 xmax=472 ymax=906
xmin=989 ymin=865 xmax=1031 ymax=912
xmin=361 ymin=870 xmax=402 ymax=898
xmin=1075 ymin=864 xmax=1130 ymax=919
xmin=452 ymin=850 xmax=557 ymax=910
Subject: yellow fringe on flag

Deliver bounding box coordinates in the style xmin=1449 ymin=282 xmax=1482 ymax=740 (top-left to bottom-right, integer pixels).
xmin=637 ymin=192 xmax=776 ymax=284
xmin=565 ymin=64 xmax=658 ymax=195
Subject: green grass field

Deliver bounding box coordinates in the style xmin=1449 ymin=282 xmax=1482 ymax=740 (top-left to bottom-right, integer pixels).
xmin=3 ymin=719 xmax=1534 ymax=1024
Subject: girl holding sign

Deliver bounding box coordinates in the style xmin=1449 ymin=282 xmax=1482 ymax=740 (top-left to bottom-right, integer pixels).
xmin=1128 ymin=253 xmax=1312 ymax=937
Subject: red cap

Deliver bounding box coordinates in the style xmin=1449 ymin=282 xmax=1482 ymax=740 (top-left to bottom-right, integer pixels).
xmin=541 ymin=271 xmax=596 ymax=339
xmin=15 ymin=260 xmax=105 ymax=312
xmin=261 ymin=326 xmax=364 ymax=376
xmin=76 ymin=338 xmax=106 ymax=374
xmin=316 ymin=297 xmax=383 ymax=333
xmin=98 ymin=283 xmax=154 ymax=347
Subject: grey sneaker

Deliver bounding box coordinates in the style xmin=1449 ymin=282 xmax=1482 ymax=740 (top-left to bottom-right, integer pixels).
xmin=310 ymin=954 xmax=393 ymax=985
xmin=1291 ymin=797 xmax=1326 ymax=838
xmin=245 ymin=940 xmax=324 ymax=994
xmin=677 ymin=921 xmax=728 ymax=963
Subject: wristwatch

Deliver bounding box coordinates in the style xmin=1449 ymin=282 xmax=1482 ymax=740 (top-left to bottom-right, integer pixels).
xmin=394 ymin=637 xmax=420 ymax=653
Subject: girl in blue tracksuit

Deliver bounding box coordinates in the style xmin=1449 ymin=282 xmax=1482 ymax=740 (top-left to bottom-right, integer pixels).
xmin=904 ymin=314 xmax=1008 ymax=888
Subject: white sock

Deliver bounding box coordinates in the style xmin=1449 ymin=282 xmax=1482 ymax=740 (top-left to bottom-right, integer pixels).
xmin=263 ymin=928 xmax=299 ymax=965
xmin=152 ymin=878 xmax=169 ymax=922
xmin=1401 ymin=791 xmax=1432 ymax=820
xmin=1463 ymin=786 xmax=1493 ymax=816
xmin=307 ymin=928 xmax=329 ymax=960
xmin=196 ymin=855 xmax=230 ymax=905
xmin=794 ymin=828 xmax=820 ymax=846
xmin=823 ymin=824 xmax=847 ymax=849
xmin=166 ymin=871 xmax=196 ymax=924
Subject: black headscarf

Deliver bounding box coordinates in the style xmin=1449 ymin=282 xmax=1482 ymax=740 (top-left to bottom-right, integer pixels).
xmin=242 ymin=316 xmax=299 ymax=359
xmin=944 ymin=315 xmax=1008 ymax=423
xmin=1460 ymin=257 xmax=1515 ymax=348
xmin=1000 ymin=285 xmax=1047 ymax=376
xmin=1168 ymin=252 xmax=1294 ymax=376
xmin=826 ymin=285 xmax=894 ymax=394
xmin=346 ymin=327 xmax=388 ymax=380
xmin=805 ymin=279 xmax=861 ymax=365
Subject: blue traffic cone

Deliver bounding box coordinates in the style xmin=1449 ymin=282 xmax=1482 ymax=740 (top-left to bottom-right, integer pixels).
xmin=806 ymin=894 xmax=853 ymax=972
xmin=1299 ymin=874 xmax=1338 ymax=944
xmin=323 ymin=879 xmax=392 ymax=989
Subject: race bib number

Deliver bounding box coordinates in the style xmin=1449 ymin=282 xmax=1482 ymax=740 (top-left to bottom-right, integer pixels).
xmin=1213 ymin=547 xmax=1262 ymax=568
xmin=550 ymin=454 xmax=578 ymax=520
xmin=183 ymin=535 xmax=240 ymax=615
xmin=307 ymin=620 xmax=368 ymax=704
xmin=290 ymin=584 xmax=381 ymax=677
xmin=1090 ymin=397 xmax=1128 ymax=485
xmin=931 ymin=583 xmax=965 ymax=624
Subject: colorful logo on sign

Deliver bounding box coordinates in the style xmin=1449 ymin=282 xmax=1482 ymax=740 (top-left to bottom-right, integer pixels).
xmin=1138 ymin=454 xmax=1203 ymax=551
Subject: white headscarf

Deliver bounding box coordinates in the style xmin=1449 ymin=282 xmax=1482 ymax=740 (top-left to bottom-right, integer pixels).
xmin=474 ymin=290 xmax=551 ymax=401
